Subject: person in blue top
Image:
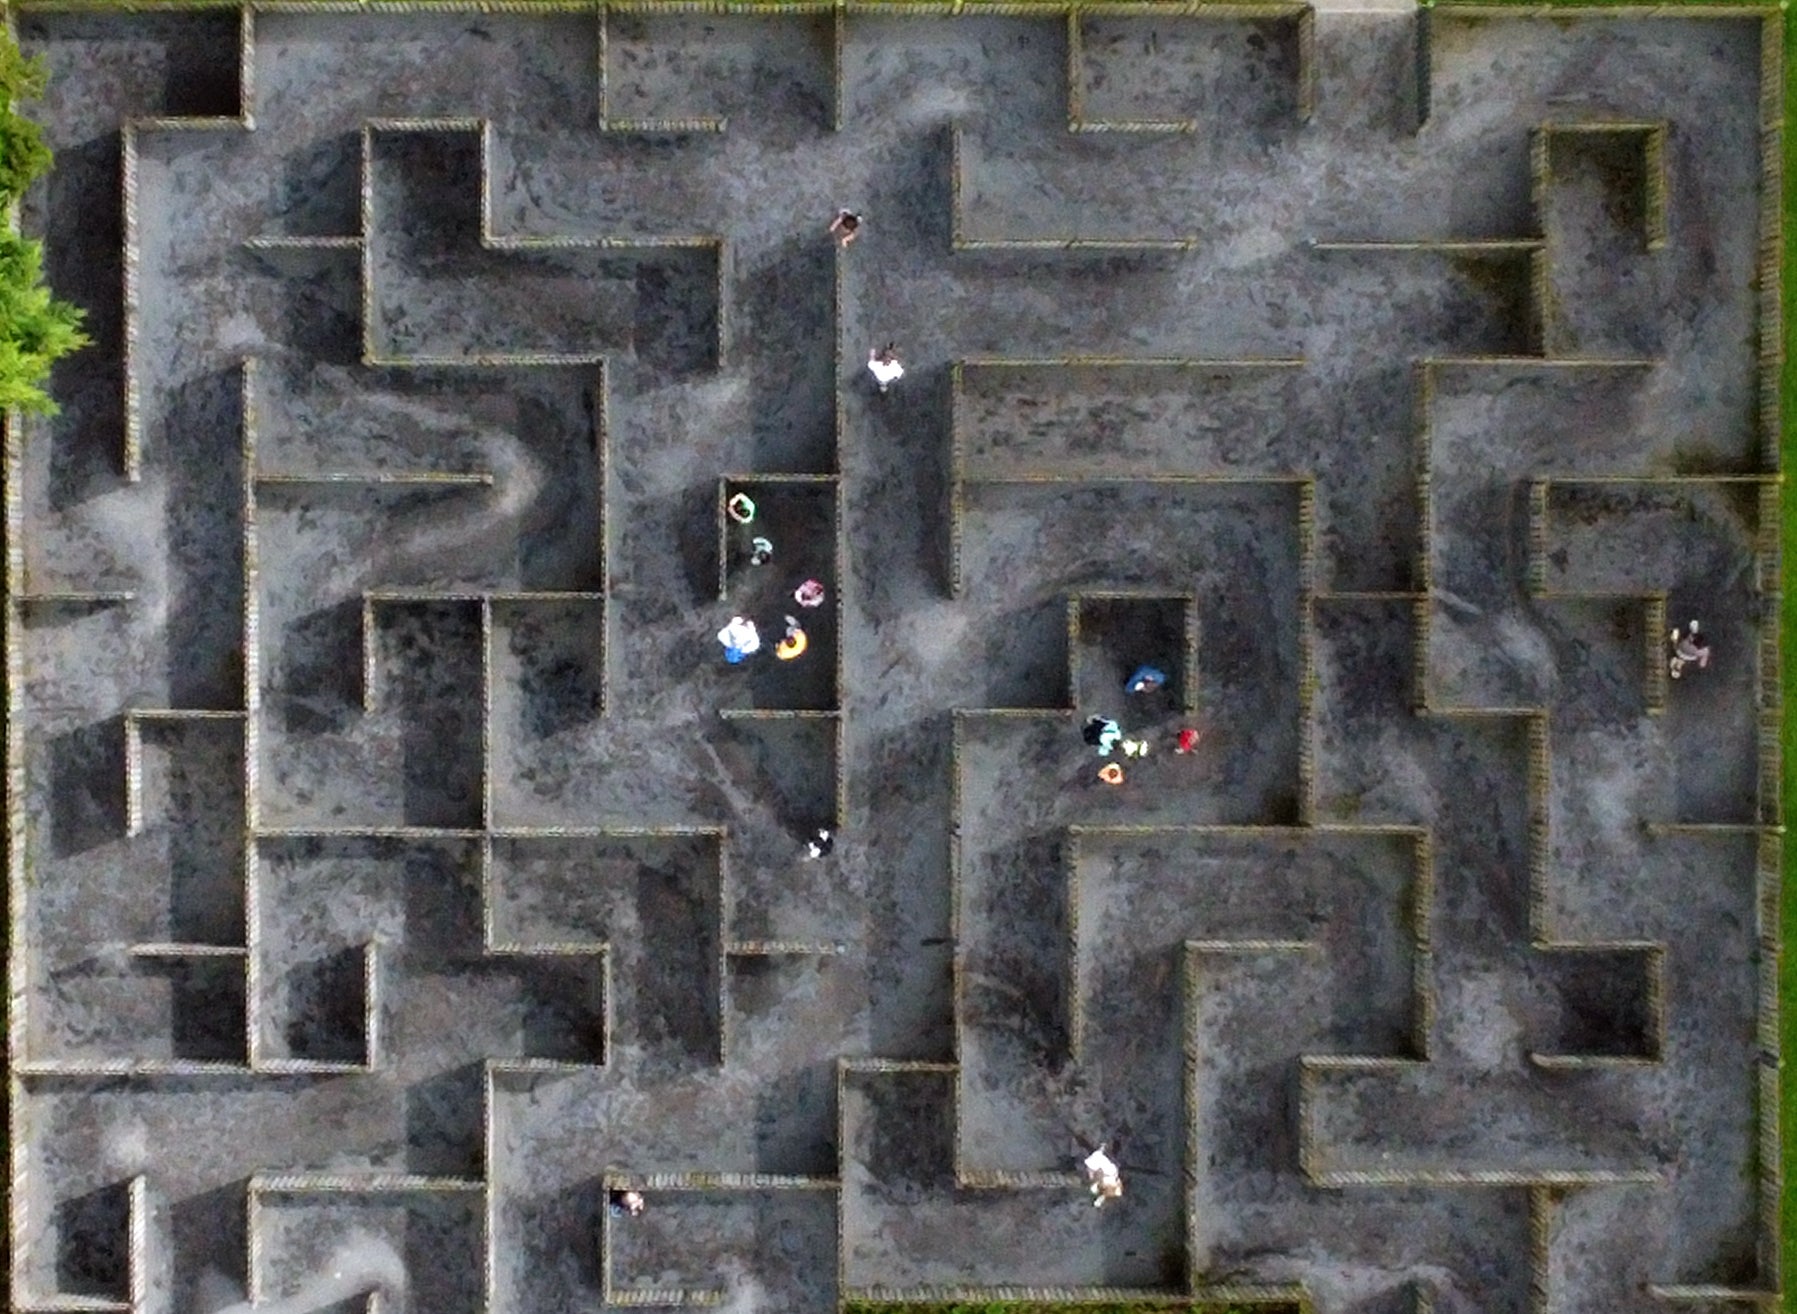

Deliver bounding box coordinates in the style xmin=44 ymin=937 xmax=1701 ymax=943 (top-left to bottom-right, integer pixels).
xmin=1125 ymin=665 xmax=1168 ymax=695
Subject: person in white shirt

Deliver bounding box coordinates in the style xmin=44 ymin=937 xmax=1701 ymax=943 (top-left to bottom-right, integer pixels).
xmin=717 ymin=615 xmax=760 ymax=664
xmin=1083 ymin=1145 xmax=1123 ymax=1207
xmin=868 ymin=344 xmax=904 ymax=393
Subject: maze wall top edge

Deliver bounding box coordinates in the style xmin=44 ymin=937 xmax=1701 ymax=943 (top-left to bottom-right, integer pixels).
xmin=5 ymin=0 xmax=1322 ymax=12
xmin=7 ymin=1 xmax=1779 ymax=11
xmin=956 ymin=355 xmax=1306 ymax=368
xmin=1429 ymin=2 xmax=1780 ymax=14
xmin=12 ymin=2 xmax=1771 ymax=18
xmin=839 ymin=1284 xmax=1311 ymax=1305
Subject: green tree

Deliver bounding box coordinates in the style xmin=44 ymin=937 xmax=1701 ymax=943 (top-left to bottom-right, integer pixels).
xmin=0 ymin=231 xmax=85 ymax=413
xmin=0 ymin=34 xmax=49 ymax=202
xmin=0 ymin=30 xmax=86 ymax=415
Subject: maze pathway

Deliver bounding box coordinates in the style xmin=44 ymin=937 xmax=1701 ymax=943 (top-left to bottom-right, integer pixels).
xmin=4 ymin=4 xmax=1781 ymax=1312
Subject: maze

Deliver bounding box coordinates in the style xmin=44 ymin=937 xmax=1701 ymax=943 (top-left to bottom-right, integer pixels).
xmin=3 ymin=2 xmax=1784 ymax=1311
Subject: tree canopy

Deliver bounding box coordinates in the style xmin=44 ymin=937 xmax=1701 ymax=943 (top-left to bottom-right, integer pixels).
xmin=0 ymin=31 xmax=86 ymax=415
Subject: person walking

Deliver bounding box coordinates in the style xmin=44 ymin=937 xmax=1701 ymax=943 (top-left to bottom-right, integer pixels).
xmin=868 ymin=344 xmax=904 ymax=393
xmin=1083 ymin=1145 xmax=1123 ymax=1207
xmin=1082 ymin=715 xmax=1122 ymax=756
xmin=1669 ymin=621 xmax=1711 ymax=679
xmin=775 ymin=615 xmax=809 ymax=661
xmin=829 ymin=209 xmax=862 ymax=246
xmin=1125 ymin=665 xmax=1168 ymax=695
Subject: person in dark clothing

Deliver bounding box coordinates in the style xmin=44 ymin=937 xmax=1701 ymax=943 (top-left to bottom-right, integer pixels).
xmin=1082 ymin=715 xmax=1122 ymax=756
xmin=1669 ymin=621 xmax=1711 ymax=679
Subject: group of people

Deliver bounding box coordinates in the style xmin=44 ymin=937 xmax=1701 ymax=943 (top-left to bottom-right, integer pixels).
xmin=714 ymin=207 xmax=907 ymax=667
xmin=717 ymin=610 xmax=815 ymax=665
xmin=1082 ymin=664 xmax=1197 ymax=786
xmin=714 ymin=208 xmax=907 ymax=660
xmin=716 ymin=493 xmax=827 ymax=666
xmin=830 ymin=209 xmax=907 ymax=394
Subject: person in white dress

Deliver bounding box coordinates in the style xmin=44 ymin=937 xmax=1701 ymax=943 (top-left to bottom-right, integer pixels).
xmin=868 ymin=344 xmax=904 ymax=393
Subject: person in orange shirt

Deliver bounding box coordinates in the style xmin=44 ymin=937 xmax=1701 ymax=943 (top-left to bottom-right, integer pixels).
xmin=776 ymin=615 xmax=808 ymax=661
